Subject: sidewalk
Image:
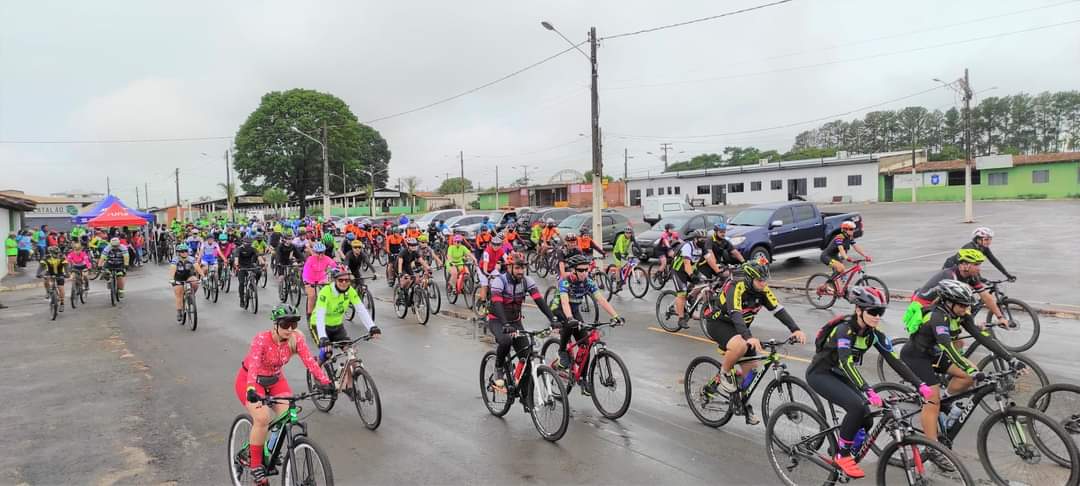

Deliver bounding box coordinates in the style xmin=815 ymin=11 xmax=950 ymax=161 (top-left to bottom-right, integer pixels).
xmin=0 ymin=266 xmax=43 ymax=292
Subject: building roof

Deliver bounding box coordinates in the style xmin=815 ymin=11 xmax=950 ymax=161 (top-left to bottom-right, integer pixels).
xmin=0 ymin=192 xmax=37 ymax=211
xmin=627 ymin=152 xmax=882 ymax=182
xmin=896 ymin=152 xmax=1080 ymax=174
xmin=0 ymin=190 xmax=97 ymax=204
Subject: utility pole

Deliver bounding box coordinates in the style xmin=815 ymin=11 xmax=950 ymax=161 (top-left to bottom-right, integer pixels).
xmin=144 ymin=183 xmax=149 ymax=209
xmin=459 ymin=150 xmax=465 ymax=210
xmin=225 ymin=149 xmax=235 ymax=223
xmin=659 ymin=142 xmax=673 ymax=170
xmin=624 ymin=148 xmax=630 ymax=181
xmin=495 ymin=165 xmax=499 ymax=208
xmin=106 ymin=177 xmax=111 ymax=195
xmin=588 ymin=26 xmax=603 ymax=240
xmin=136 ymin=186 xmax=141 ymax=209
xmin=320 ymin=121 xmax=330 ymax=220
xmin=174 ymin=168 xmax=181 ymax=222
xmin=960 ymin=68 xmax=974 ymax=223
xmin=911 ymin=121 xmax=918 ymax=203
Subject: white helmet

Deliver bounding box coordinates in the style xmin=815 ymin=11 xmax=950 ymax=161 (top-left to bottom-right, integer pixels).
xmin=972 ymin=227 xmax=994 ymax=239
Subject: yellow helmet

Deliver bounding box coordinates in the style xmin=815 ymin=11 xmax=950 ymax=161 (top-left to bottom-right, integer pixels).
xmin=956 ymin=248 xmax=985 ymax=264
xmin=350 ymin=240 xmax=363 ymax=248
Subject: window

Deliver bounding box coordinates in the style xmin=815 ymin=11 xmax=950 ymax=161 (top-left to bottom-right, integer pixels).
xmin=773 ymin=207 xmax=794 ymax=226
xmin=1032 ymin=169 xmax=1050 ymax=184
xmin=602 ymin=216 xmax=614 ymax=226
xmin=794 ymin=205 xmax=816 ymax=223
xmin=847 ymin=175 xmax=862 ymax=186
xmin=645 ymin=188 xmax=654 ymax=197
xmin=686 ymin=216 xmax=706 ymax=231
xmin=697 ymin=185 xmax=710 ymax=195
xmin=947 ymin=169 xmax=981 ymax=185
xmin=704 ymin=214 xmax=725 ymax=227
xmin=814 ymin=177 xmax=827 ymax=188
xmin=662 ymin=203 xmax=682 ymax=211
xmin=728 ymin=183 xmax=745 ymax=193
xmin=988 ymin=172 xmax=1008 ymax=186
xmin=674 ymin=186 xmax=681 ymax=194
xmin=770 ymin=180 xmax=782 ymax=190
xmin=629 ymin=189 xmax=641 ymax=206
xmin=666 ymin=186 xmax=673 ymax=195
xmin=751 ymin=181 xmax=762 ymax=191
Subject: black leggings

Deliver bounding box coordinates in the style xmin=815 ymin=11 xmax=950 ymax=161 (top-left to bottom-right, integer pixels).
xmin=806 ymin=369 xmax=872 ymax=444
xmin=555 ymin=305 xmax=588 ymax=354
xmin=488 ymin=319 xmax=529 ymax=371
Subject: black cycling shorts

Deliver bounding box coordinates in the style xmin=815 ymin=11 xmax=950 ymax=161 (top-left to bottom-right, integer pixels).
xmin=672 ymin=269 xmax=691 ymax=293
xmin=900 ymin=344 xmax=953 ymax=386
xmin=704 ymin=319 xmax=758 ymax=358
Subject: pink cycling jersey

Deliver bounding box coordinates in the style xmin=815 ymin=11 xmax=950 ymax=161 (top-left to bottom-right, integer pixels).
xmin=66 ymin=251 xmax=92 ymax=266
xmin=302 ymin=254 xmax=336 ymax=285
xmin=242 ymin=330 xmax=329 ymax=387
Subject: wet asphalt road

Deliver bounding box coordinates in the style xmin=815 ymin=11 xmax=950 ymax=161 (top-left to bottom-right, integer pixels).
xmin=2 ymin=250 xmax=1078 ymax=485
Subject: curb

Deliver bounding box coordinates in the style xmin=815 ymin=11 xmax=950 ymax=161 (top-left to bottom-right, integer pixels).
xmin=768 ymin=283 xmax=1080 ymax=321
xmin=0 ymin=281 xmax=44 ymax=292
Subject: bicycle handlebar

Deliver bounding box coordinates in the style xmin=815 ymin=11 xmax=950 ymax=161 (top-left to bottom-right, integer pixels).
xmin=257 ymin=390 xmax=328 ymax=406
xmin=329 ymin=334 xmax=376 ymax=348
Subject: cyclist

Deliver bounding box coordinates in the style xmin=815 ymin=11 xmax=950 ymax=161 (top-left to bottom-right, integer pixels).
xmin=703 ymin=261 xmax=805 ymax=421
xmin=344 ymin=240 xmax=369 ymax=280
xmin=488 ymin=252 xmax=557 ymax=393
xmin=476 ymin=234 xmax=509 ymax=305
xmin=551 ymin=254 xmax=623 ymax=393
xmin=219 ymin=232 xmax=236 ymax=266
xmin=820 ymin=221 xmax=871 ymax=275
xmin=170 ymin=244 xmax=200 ymax=321
xmin=903 ymin=248 xmax=1009 ymax=332
xmin=236 ymin=304 xmax=333 ymax=485
xmin=405 ymin=222 xmax=422 ymax=240
xmin=301 ymin=242 xmax=336 ymax=320
xmin=233 ymin=237 xmax=264 ymax=294
xmin=503 ymin=225 xmax=519 ymax=250
xmin=707 ymin=222 xmax=744 ymax=270
xmin=529 ymin=219 xmax=543 ymax=249
xmin=252 ymin=234 xmax=268 ymax=259
xmin=65 ymin=243 xmax=92 ymax=291
xmin=576 ymin=228 xmax=605 ymax=259
xmin=671 ymin=229 xmax=714 ymax=329
xmin=274 ymin=230 xmax=297 ymax=278
xmin=808 ymin=287 xmax=933 ymax=478
xmin=97 ymin=238 xmax=129 ymax=297
xmin=384 ymin=228 xmax=405 ymax=283
xmin=311 ymin=269 xmax=381 ymax=362
xmin=942 ymin=227 xmax=1015 ymax=281
xmin=611 ymin=225 xmax=636 ymax=269
xmin=395 ymin=237 xmax=431 ymax=306
xmin=196 ymin=234 xmax=222 ymax=280
xmin=900 ymin=279 xmax=1018 ymax=470
xmin=475 ymin=227 xmax=493 ymax=260
xmin=320 ymin=233 xmax=336 ymax=259
xmin=445 ymin=235 xmax=477 ymax=296
xmin=37 ymin=246 xmax=67 ymax=311
xmin=556 ymin=234 xmax=582 ymax=279
xmin=539 ymin=218 xmax=559 ymax=260
xmin=417 ymin=232 xmax=442 ymax=269
xmin=656 ymin=223 xmax=680 ymax=274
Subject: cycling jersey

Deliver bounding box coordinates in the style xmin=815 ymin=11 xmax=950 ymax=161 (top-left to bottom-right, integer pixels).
xmin=345 ymin=251 xmax=367 ymax=277
xmin=911 ymin=267 xmax=986 ymax=306
xmin=39 ymin=256 xmax=67 ymax=276
xmin=488 ymin=273 xmax=542 ymax=323
xmin=809 ymin=316 xmax=921 ymax=391
xmin=385 ymin=234 xmax=404 ymax=254
xmin=612 ymin=233 xmax=634 ymax=259
xmin=241 ymin=330 xmax=329 ymax=389
xmin=704 ymin=280 xmax=796 ymax=338
xmin=541 ymin=227 xmax=558 ymax=242
xmin=397 ymin=249 xmax=422 ymax=275
xmin=480 ymin=245 xmax=505 ymax=274
xmin=101 ymin=246 xmax=128 ymax=268
xmin=475 ymin=232 xmax=492 ymax=250
xmin=530 ymin=224 xmax=543 ymax=243
xmin=672 ymin=241 xmax=703 ymax=273
xmin=406 ymin=229 xmax=422 ymax=239
xmin=66 ymin=251 xmax=92 ymax=267
xmin=906 ymin=306 xmax=1011 ymax=375
xmin=301 ymin=255 xmax=336 ymax=285
xmin=706 ymin=235 xmax=739 ymax=265
xmin=172 ymin=255 xmax=197 ymax=280
xmin=658 ymin=230 xmax=679 ymax=250
xmin=822 ymin=233 xmax=853 ymax=263
xmin=551 ymin=274 xmax=599 ymax=312
xmin=943 ymin=240 xmax=1011 ymax=277
xmin=235 ymin=245 xmax=259 ymax=268
xmin=445 ymin=244 xmax=470 ymax=267
xmin=201 ymin=241 xmax=221 ymax=264
xmin=252 ymin=240 xmax=267 ymax=255
xmin=311 ymin=284 xmax=374 ymax=340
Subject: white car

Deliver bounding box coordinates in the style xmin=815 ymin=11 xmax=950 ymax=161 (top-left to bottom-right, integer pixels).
xmin=642 ymin=196 xmax=695 ymax=225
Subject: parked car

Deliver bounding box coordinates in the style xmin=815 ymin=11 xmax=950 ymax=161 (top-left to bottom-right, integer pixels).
xmin=555 ymin=212 xmax=631 ymax=247
xmin=636 ymin=212 xmax=726 ymax=262
xmin=402 ymin=208 xmax=464 ymax=230
xmin=642 ymin=196 xmax=695 ymax=225
xmin=725 ymin=202 xmax=863 ymax=263
xmin=455 ymin=210 xmax=519 ymax=239
xmin=446 ymin=214 xmax=490 ymax=238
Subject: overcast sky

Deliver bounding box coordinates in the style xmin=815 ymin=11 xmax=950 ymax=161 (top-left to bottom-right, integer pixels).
xmin=2 ymin=0 xmax=1078 ymax=206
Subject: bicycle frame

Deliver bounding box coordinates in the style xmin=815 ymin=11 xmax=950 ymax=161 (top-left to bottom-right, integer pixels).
xmin=931 ymin=372 xmax=1017 ymax=448
xmin=563 ymin=325 xmax=609 ymax=383
xmin=830 ymin=261 xmax=866 ymax=295
xmin=729 ymin=346 xmax=787 ymax=413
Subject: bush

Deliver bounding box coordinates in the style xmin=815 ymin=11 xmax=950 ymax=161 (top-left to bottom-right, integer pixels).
xmin=1066 ymin=193 xmax=1080 ymax=199
xmin=1016 ymin=193 xmax=1048 ymax=200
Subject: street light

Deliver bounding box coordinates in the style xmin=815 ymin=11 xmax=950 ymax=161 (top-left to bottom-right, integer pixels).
xmin=364 ymin=167 xmax=389 ymax=217
xmin=291 ymin=125 xmax=330 ymax=220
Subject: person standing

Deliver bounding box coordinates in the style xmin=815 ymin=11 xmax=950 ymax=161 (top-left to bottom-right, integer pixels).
xmin=17 ymin=231 xmax=32 ymax=269
xmin=5 ymin=232 xmax=16 ymax=275
xmin=35 ymin=225 xmax=48 ymax=260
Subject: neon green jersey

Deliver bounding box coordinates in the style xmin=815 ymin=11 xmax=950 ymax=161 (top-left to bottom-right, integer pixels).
xmin=313 ymin=284 xmax=360 ymax=328
xmin=446 ymin=244 xmax=469 ymax=267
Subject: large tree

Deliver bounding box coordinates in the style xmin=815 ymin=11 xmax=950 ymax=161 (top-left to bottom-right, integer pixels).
xmin=232 ymin=89 xmax=390 ymax=217
xmin=437 ymin=177 xmax=473 ymax=194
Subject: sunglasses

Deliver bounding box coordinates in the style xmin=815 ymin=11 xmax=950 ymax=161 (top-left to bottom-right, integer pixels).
xmin=277 ymin=318 xmax=300 ymax=329
xmin=336 ymin=278 xmax=351 ymax=283
xmin=864 ymin=307 xmax=886 ymax=317
xmin=574 ymin=267 xmax=590 ymax=273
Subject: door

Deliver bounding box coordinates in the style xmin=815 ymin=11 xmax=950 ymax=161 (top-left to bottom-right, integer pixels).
xmin=883 ymin=175 xmax=894 ymax=202
xmin=711 ymin=185 xmax=726 ymax=205
xmin=629 ymin=189 xmax=641 ymax=206
xmin=601 ymin=215 xmax=615 ymax=245
xmin=791 ymin=204 xmax=823 ymax=250
xmin=786 ymin=179 xmax=807 ymax=200
xmin=767 ymin=207 xmax=798 ymax=253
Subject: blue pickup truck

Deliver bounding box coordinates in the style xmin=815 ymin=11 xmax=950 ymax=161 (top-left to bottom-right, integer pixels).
xmin=725 ymin=202 xmax=863 ymax=264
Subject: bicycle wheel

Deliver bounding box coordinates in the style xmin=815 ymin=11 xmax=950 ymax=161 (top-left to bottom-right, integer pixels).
xmin=535 ymin=255 xmax=549 ymax=278
xmin=50 ymin=291 xmax=58 ymax=321
xmin=874 ymin=337 xmax=910 ymax=384
xmin=69 ymin=283 xmax=77 ymax=310
xmin=292 ymin=278 xmax=303 ymax=307
xmin=222 ymin=268 xmax=232 ymax=293
xmin=647 ymin=263 xmax=669 ymax=291
xmin=855 ymin=275 xmax=890 ymax=304
xmin=988 ymin=297 xmax=1040 ymax=353
xmin=977 ymin=406 xmax=1079 ymax=486
xmin=307 ymin=361 xmax=337 ymax=413
xmin=462 ymin=276 xmax=476 ymax=310
xmin=351 ymin=364 xmax=382 ymax=430
xmin=804 ymin=273 xmax=838 ymax=309
xmin=362 ymin=288 xmax=375 ymax=321
xmin=530 ymin=365 xmax=570 ymax=442
xmin=227 ymin=414 xmax=254 ymax=486
xmin=187 ymin=294 xmax=198 ymax=332
xmin=413 ymin=287 xmax=430 ymax=325
xmin=866 ymin=382 xmax=920 ymax=466
xmin=110 ymin=278 xmax=117 ymax=306
xmin=628 ymin=266 xmax=649 ymax=299
xmin=212 ymin=276 xmax=220 ymax=303
xmin=248 ymin=282 xmax=258 ymax=314
xmin=278 ymin=277 xmax=288 ymax=303
xmin=203 ymin=276 xmax=211 ymax=300
xmin=345 ymin=302 xmax=356 ymax=321
xmin=259 ymin=267 xmax=268 ymax=288
xmin=282 ymin=436 xmax=334 ymax=486
xmin=79 ymin=279 xmax=87 ymax=304
xmin=761 ymin=374 xmax=825 ymax=428
xmin=538 ymin=337 xmax=570 ymax=393
xmin=876 ymin=434 xmax=974 ymax=485
xmin=590 ymin=349 xmax=631 ymax=420
xmin=446 ymin=279 xmax=459 ymax=305
xmin=765 ymin=402 xmax=838 ymax=486
xmin=654 ymin=290 xmax=682 ymax=332
xmin=479 ymin=351 xmax=513 ymax=417
xmin=976 ymin=352 xmax=1048 ymax=414
xmin=426 ymin=280 xmax=441 ymax=315
xmin=1028 ymin=383 xmax=1080 ymax=437
xmin=393 ymin=288 xmax=408 ymax=319
xmin=684 ymin=355 xmax=734 ymax=427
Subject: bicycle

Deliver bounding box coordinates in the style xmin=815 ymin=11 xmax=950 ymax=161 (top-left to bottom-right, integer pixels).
xmin=172 ymin=280 xmax=198 ymax=332
xmin=804 ymin=259 xmax=889 ymax=310
xmin=219 ymin=261 xmax=233 ymax=293
xmin=444 ymin=262 xmax=476 ymax=308
xmin=685 ymin=337 xmax=824 ymax=429
xmin=392 ymin=274 xmax=429 ymax=325
xmin=417 ymin=269 xmax=441 ymax=315
xmin=1028 ymin=383 xmax=1080 ymax=442
xmin=43 ymin=276 xmax=60 ymax=320
xmin=238 ymin=267 xmax=260 ymax=314
xmin=344 ymin=277 xmax=376 ymax=324
xmin=479 ymin=325 xmax=570 ymax=441
xmin=102 ymin=267 xmax=123 ymax=306
xmin=544 ymin=285 xmax=600 ymax=325
xmin=874 ymin=333 xmax=1049 ymax=414
xmin=874 ymin=368 xmax=1079 ymax=485
xmin=539 ymin=320 xmax=632 ymax=419
xmin=971 ymin=278 xmax=1040 ymax=352
xmin=227 ymin=391 xmax=334 ymax=486
xmin=654 ymin=277 xmax=723 ymax=336
xmin=647 ymin=258 xmax=675 ymax=291
xmin=603 ymin=255 xmax=650 ymax=300
xmin=305 ymin=334 xmax=382 ymax=430
xmin=278 ymin=264 xmax=303 ymax=307
xmin=765 ymin=388 xmax=974 ymax=485
xmin=203 ymin=265 xmax=220 ymax=303
xmin=69 ymin=268 xmax=89 ymax=309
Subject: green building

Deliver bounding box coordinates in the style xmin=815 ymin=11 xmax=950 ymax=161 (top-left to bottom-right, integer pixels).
xmin=879 ymin=152 xmax=1080 ymax=202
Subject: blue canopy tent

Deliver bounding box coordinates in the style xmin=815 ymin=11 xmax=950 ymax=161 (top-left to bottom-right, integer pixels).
xmin=71 ymin=195 xmax=155 ymax=225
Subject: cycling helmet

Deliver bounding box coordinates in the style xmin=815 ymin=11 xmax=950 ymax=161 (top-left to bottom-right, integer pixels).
xmin=849 ymin=286 xmax=887 ymax=310
xmin=418 ymin=233 xmax=429 ymax=243
xmin=491 ymin=236 xmax=503 ymax=245
xmin=664 ymin=223 xmax=675 ymax=231
xmin=217 ymin=233 xmax=227 ymax=242
xmin=507 ymin=251 xmax=526 ymax=265
xmin=110 ymin=237 xmax=121 ymax=246
xmin=321 ymin=234 xmax=334 ymax=244
xmin=565 ymin=254 xmax=591 ymax=268
xmin=405 ymin=237 xmax=418 ymax=246
xmin=956 ymin=248 xmax=986 ymax=265
xmin=742 ymin=260 xmax=770 ymax=283
xmin=564 ymin=234 xmax=577 ymax=242
xmin=270 ymin=304 xmax=301 ymax=322
xmin=452 ymin=235 xmax=464 ymax=243
xmin=936 ymin=279 xmax=978 ymax=306
xmin=47 ymin=246 xmax=60 ymax=256
xmin=972 ymin=227 xmax=994 ymax=239
xmin=840 ymin=221 xmax=856 ymax=230
xmin=713 ymin=222 xmax=728 ymax=231
xmin=313 ymin=242 xmax=327 ymax=252
xmin=623 ymin=225 xmax=633 ymax=233
xmin=692 ymin=229 xmax=707 ymax=239
xmin=176 ymin=243 xmax=190 ymax=252
xmin=350 ymin=240 xmax=363 ymax=248
xmin=328 ymin=267 xmax=352 ymax=280
xmin=345 ymin=233 xmax=355 ymax=241
xmin=408 ymin=223 xmax=418 ymax=229
xmin=580 ymin=228 xmax=591 ymax=236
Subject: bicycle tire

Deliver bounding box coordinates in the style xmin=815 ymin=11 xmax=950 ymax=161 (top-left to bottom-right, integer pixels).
xmin=530 ymin=365 xmax=570 ymax=442
xmin=628 ymin=266 xmax=650 ymax=299
xmin=69 ymin=283 xmax=77 ymax=310
xmin=292 ymin=277 xmax=303 ymax=308
xmin=535 ymin=256 xmax=549 ymax=278
xmin=654 ymin=290 xmax=682 ymax=332
xmin=79 ymin=279 xmax=87 ymax=304
xmin=876 ymin=433 xmax=975 ymax=485
xmin=222 ymin=268 xmax=232 ymax=293
xmin=977 ymin=406 xmax=1079 ymax=486
xmin=50 ymin=290 xmax=58 ymax=321
xmin=110 ymin=277 xmax=117 ymax=306
xmin=538 ymin=337 xmax=568 ymax=395
xmin=462 ymin=275 xmax=476 ymax=310
xmin=855 ymin=275 xmax=890 ymax=305
xmin=362 ymin=288 xmax=375 ymax=322
xmin=765 ymin=401 xmax=838 ymax=486
xmin=413 ymin=287 xmax=429 ymax=325
xmin=307 ymin=361 xmax=337 ymax=413
xmin=761 ymin=374 xmax=825 ymax=428
xmin=351 ymin=364 xmax=382 ymax=430
xmin=187 ymin=293 xmax=198 ymax=332
xmin=427 ymin=280 xmax=441 ymax=315
xmin=976 ymin=352 xmax=1048 ymax=415
xmin=804 ymin=273 xmax=838 ymax=309
xmin=988 ymin=297 xmax=1040 ymax=353
xmin=446 ymin=278 xmax=459 ymax=305
xmin=278 ymin=277 xmax=288 ymax=303
xmin=259 ymin=267 xmax=268 ymax=288
xmin=227 ymin=414 xmax=255 ymax=486
xmin=1027 ymin=382 xmax=1080 ymax=430
xmin=479 ymin=351 xmax=513 ymax=417
xmin=590 ymin=349 xmax=632 ymax=420
xmin=212 ymin=276 xmax=220 ymax=303
xmin=684 ymin=355 xmax=735 ymax=427
xmin=647 ymin=263 xmax=669 ymax=291
xmin=248 ymin=282 xmax=258 ymax=314
xmin=282 ymin=436 xmax=334 ymax=486
xmin=203 ymin=276 xmax=211 ymax=300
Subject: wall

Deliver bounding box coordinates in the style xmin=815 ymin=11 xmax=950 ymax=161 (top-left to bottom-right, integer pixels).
xmin=627 ymin=163 xmax=878 ymax=206
xmin=477 ymin=193 xmax=510 ymax=210
xmin=881 ymin=161 xmax=1080 ymax=201
xmin=0 ymin=208 xmax=18 ymax=281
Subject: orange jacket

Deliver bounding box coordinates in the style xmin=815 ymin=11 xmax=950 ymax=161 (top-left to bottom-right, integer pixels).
xmin=406 ymin=229 xmax=421 ymax=239
xmin=504 ymin=229 xmax=518 ymax=241
xmin=475 ymin=232 xmax=493 ymax=248
xmin=541 ymin=227 xmax=559 ymax=242
xmin=385 ymin=234 xmax=404 ymax=252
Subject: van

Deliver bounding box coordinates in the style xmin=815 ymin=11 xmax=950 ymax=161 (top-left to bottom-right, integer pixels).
xmin=642 ymin=196 xmax=694 ymax=225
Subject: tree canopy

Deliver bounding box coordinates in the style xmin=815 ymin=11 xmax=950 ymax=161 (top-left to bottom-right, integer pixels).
xmin=232 ymin=88 xmax=390 ymax=217
xmin=437 ymin=177 xmax=473 ymax=194
xmin=582 ymin=170 xmax=612 ymax=183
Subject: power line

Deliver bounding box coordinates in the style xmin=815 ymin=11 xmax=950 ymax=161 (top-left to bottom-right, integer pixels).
xmin=472 ymin=136 xmax=587 ymax=158
xmin=363 ymin=41 xmax=586 ymax=124
xmin=600 ymin=0 xmax=794 ymax=41
xmin=605 ymin=18 xmax=1080 ymax=91
xmin=0 ymin=135 xmax=232 ymax=144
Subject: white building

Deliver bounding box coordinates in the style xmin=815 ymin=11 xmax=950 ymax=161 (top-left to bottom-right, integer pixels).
xmin=625 ymin=151 xmax=913 ymax=206
xmin=0 ymin=192 xmax=35 ymax=281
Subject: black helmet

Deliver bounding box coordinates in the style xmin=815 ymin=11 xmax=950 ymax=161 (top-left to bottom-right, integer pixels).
xmin=936 ymin=279 xmax=977 ymax=306
xmin=848 ymin=286 xmax=887 ymax=310
xmin=565 ymin=254 xmax=591 ymax=268
xmin=742 ymin=261 xmax=769 ymax=284
xmin=664 ymin=223 xmax=675 ymax=231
